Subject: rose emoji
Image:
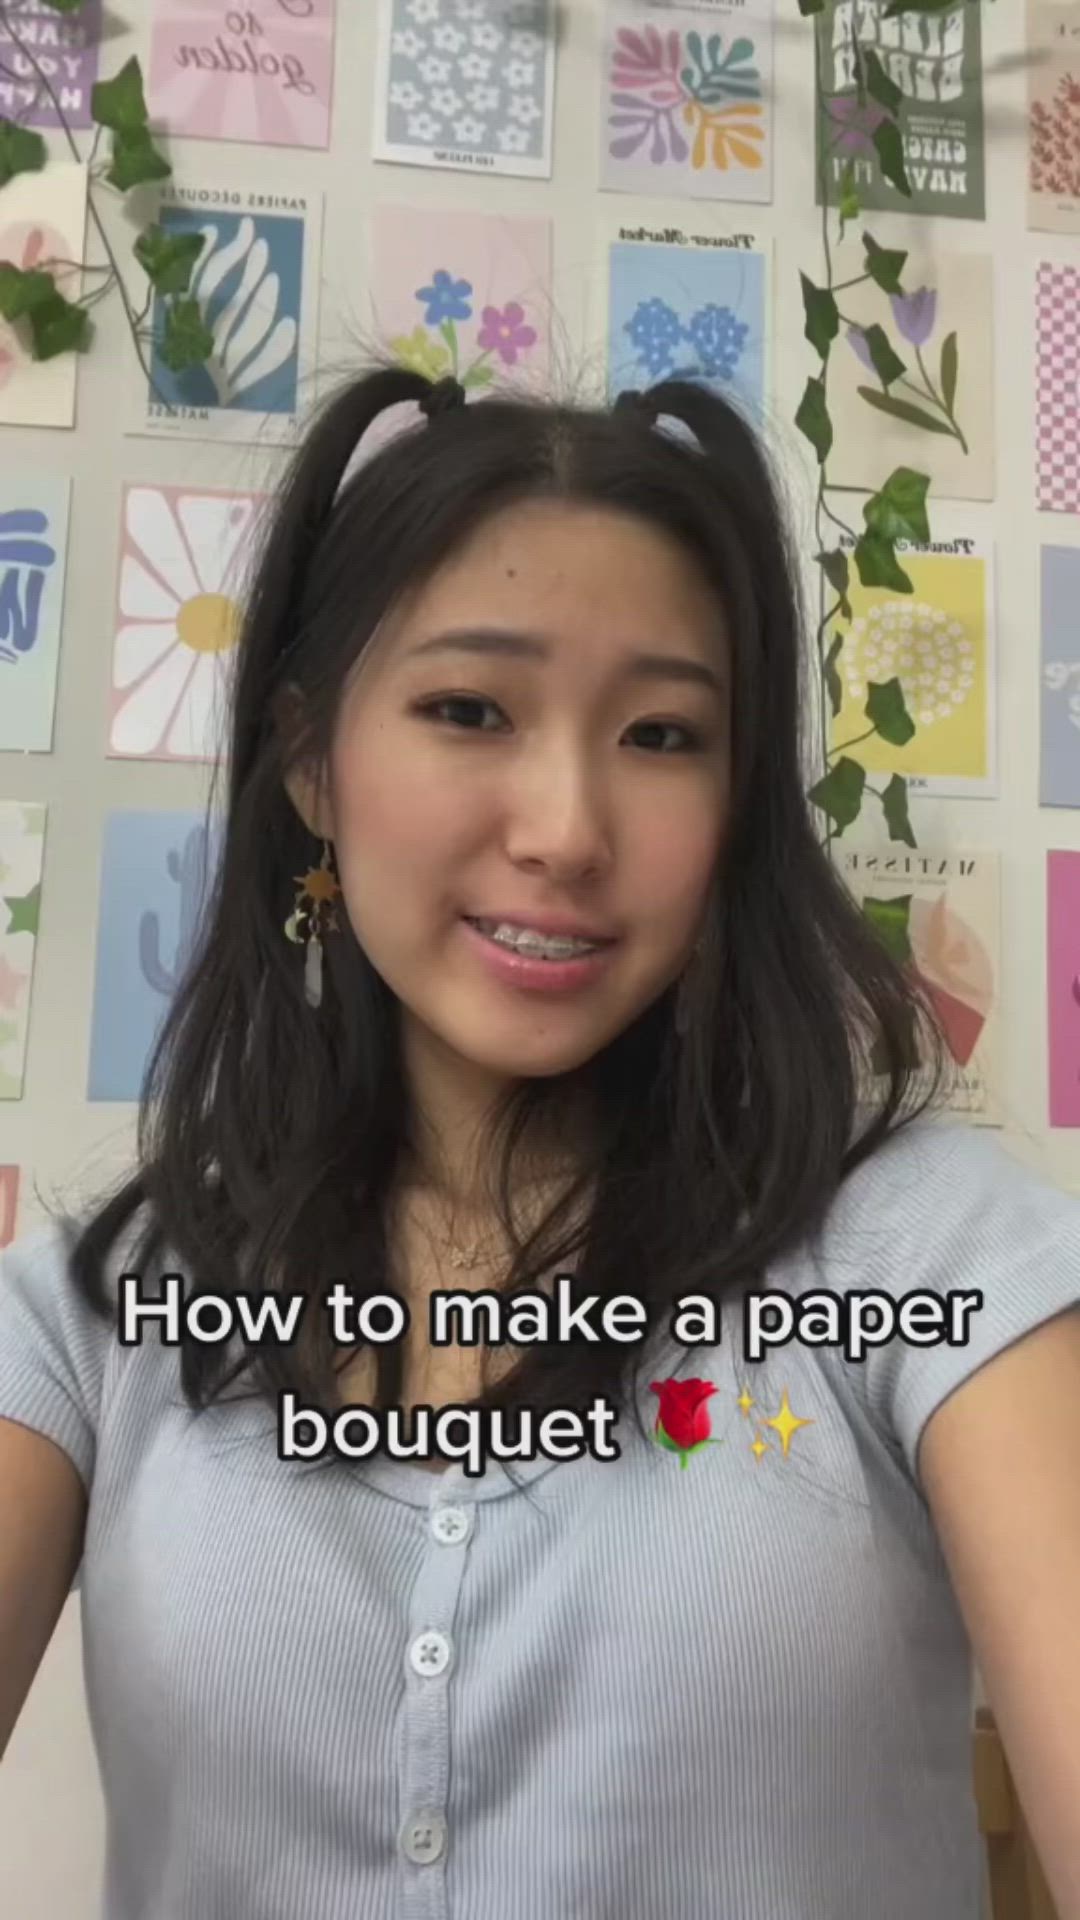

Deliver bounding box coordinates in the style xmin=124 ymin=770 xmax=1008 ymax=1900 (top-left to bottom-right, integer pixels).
xmin=649 ymin=1377 xmax=720 ymax=1468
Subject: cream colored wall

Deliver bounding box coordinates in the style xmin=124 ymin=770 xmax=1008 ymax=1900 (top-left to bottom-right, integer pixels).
xmin=0 ymin=1 xmax=1072 ymax=1913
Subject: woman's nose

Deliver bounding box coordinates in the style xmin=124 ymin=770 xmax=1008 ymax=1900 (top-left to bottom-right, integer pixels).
xmin=502 ymin=751 xmax=613 ymax=882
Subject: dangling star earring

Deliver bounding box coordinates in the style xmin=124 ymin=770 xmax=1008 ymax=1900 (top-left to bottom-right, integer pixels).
xmin=284 ymin=839 xmax=342 ymax=1008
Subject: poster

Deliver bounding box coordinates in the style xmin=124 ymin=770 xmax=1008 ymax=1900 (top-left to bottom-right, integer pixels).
xmin=1027 ymin=0 xmax=1080 ymax=233
xmin=0 ymin=1166 xmax=18 ymax=1248
xmin=827 ymin=240 xmax=994 ymax=500
xmin=0 ymin=0 xmax=102 ymax=130
xmin=841 ymin=848 xmax=1001 ymax=1123
xmin=1048 ymin=850 xmax=1080 ymax=1126
xmin=828 ymin=525 xmax=996 ymax=797
xmin=0 ymin=475 xmax=70 ymax=753
xmin=148 ymin=0 xmax=336 ymax=150
xmin=607 ymin=227 xmax=768 ymax=421
xmin=814 ymin=0 xmax=984 ymax=221
xmin=88 ymin=811 xmax=222 ymax=1102
xmin=370 ymin=203 xmax=552 ymax=396
xmin=1040 ymin=545 xmax=1080 ymax=807
xmin=372 ymin=0 xmax=556 ymax=180
xmin=600 ymin=1 xmax=774 ymax=205
xmin=131 ymin=181 xmax=323 ymax=447
xmin=0 ymin=163 xmax=87 ymax=430
xmin=108 ymin=485 xmax=264 ymax=763
xmin=1035 ymin=261 xmax=1080 ymax=514
xmin=0 ymin=801 xmax=47 ymax=1102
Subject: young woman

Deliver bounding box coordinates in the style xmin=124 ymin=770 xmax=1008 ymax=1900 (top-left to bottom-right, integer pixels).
xmin=2 ymin=367 xmax=1079 ymax=1920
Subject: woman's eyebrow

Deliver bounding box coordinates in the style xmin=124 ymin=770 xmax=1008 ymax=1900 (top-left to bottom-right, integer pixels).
xmin=405 ymin=627 xmax=724 ymax=695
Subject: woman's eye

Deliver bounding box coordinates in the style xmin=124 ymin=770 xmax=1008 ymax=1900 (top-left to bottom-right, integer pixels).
xmin=626 ymin=720 xmax=702 ymax=753
xmin=416 ymin=694 xmax=507 ymax=731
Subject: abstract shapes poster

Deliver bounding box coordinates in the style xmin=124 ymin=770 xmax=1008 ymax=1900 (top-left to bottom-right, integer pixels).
xmin=373 ymin=0 xmax=556 ymax=180
xmin=1047 ymin=850 xmax=1080 ymax=1127
xmin=0 ymin=0 xmax=102 ymax=130
xmin=0 ymin=802 xmax=47 ymax=1103
xmin=148 ymin=0 xmax=336 ymax=150
xmin=815 ymin=0 xmax=984 ymax=221
xmin=826 ymin=242 xmax=993 ymax=499
xmin=1040 ymin=545 xmax=1080 ymax=808
xmin=600 ymin=2 xmax=774 ymax=205
xmin=0 ymin=1165 xmax=18 ymax=1248
xmin=0 ymin=475 xmax=71 ymax=754
xmin=369 ymin=203 xmax=552 ymax=404
xmin=88 ymin=812 xmax=222 ymax=1102
xmin=109 ymin=485 xmax=264 ymax=764
xmin=131 ymin=182 xmax=323 ymax=446
xmin=607 ymin=230 xmax=767 ymax=421
xmin=1027 ymin=0 xmax=1080 ymax=233
xmin=828 ymin=527 xmax=996 ymax=798
xmin=841 ymin=850 xmax=1001 ymax=1123
xmin=1035 ymin=261 xmax=1080 ymax=514
xmin=0 ymin=163 xmax=87 ymax=430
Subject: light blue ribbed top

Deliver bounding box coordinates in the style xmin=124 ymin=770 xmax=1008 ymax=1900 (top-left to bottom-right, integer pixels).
xmin=2 ymin=1118 xmax=1078 ymax=1919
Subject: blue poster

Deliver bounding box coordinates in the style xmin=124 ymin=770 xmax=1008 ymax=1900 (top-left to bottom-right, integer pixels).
xmin=149 ymin=206 xmax=306 ymax=416
xmin=607 ymin=238 xmax=766 ymax=420
xmin=0 ymin=476 xmax=71 ymax=753
xmin=1040 ymin=545 xmax=1080 ymax=809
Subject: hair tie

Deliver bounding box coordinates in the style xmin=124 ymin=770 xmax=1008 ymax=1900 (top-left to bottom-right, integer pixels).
xmin=614 ymin=388 xmax=658 ymax=422
xmin=419 ymin=375 xmax=467 ymax=420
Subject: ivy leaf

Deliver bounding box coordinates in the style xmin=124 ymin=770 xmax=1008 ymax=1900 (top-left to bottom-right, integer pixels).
xmin=824 ymin=632 xmax=844 ymax=717
xmin=160 ymin=296 xmax=214 ymax=372
xmin=91 ymin=57 xmax=150 ymax=133
xmin=800 ymin=272 xmax=839 ymax=359
xmin=838 ymin=162 xmax=860 ymax=235
xmin=865 ymin=676 xmax=915 ymax=747
xmin=815 ymin=546 xmax=852 ymax=618
xmin=872 ymin=118 xmax=910 ymax=195
xmin=0 ymin=264 xmax=57 ymax=321
xmin=107 ymin=124 xmax=171 ymax=191
xmin=0 ymin=118 xmax=47 ymax=187
xmin=808 ymin=756 xmax=866 ymax=835
xmin=863 ymin=466 xmax=930 ymax=544
xmin=860 ymin=322 xmax=906 ymax=388
xmin=882 ymin=0 xmax=963 ymax=12
xmin=28 ymin=290 xmax=90 ymax=360
xmin=856 ymin=385 xmax=955 ymax=435
xmin=862 ymin=230 xmax=907 ymax=295
xmin=796 ymin=0 xmax=825 ymax=13
xmin=862 ymin=892 xmax=913 ymax=964
xmin=853 ymin=531 xmax=913 ymax=592
xmin=795 ymin=376 xmax=832 ymax=463
xmin=940 ymin=329 xmax=958 ymax=414
xmin=864 ymin=49 xmax=902 ymax=115
xmin=880 ymin=774 xmax=917 ymax=848
xmin=39 ymin=0 xmax=86 ymax=11
xmin=134 ymin=224 xmax=204 ymax=294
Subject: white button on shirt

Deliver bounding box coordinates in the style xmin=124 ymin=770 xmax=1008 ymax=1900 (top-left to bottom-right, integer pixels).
xmin=431 ymin=1503 xmax=470 ymax=1544
xmin=400 ymin=1811 xmax=447 ymax=1864
xmin=409 ymin=1629 xmax=451 ymax=1677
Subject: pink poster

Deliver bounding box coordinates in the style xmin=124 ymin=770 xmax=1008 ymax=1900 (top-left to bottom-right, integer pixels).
xmin=148 ymin=0 xmax=335 ymax=149
xmin=1036 ymin=261 xmax=1080 ymax=514
xmin=1048 ymin=850 xmax=1080 ymax=1127
xmin=0 ymin=1167 xmax=18 ymax=1248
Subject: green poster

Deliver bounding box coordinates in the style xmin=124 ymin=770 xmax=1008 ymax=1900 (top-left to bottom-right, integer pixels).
xmin=815 ymin=1 xmax=985 ymax=221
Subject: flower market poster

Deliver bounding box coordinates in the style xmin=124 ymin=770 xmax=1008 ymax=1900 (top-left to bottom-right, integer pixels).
xmin=841 ymin=850 xmax=1001 ymax=1123
xmin=1027 ymin=0 xmax=1080 ymax=233
xmin=605 ymin=223 xmax=769 ymax=425
xmin=815 ymin=0 xmax=985 ymax=221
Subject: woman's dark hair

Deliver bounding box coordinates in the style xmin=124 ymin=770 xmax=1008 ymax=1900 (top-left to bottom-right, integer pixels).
xmin=60 ymin=361 xmax=948 ymax=1464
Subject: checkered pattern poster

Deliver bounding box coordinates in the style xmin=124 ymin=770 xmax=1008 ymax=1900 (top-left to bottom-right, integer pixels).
xmin=1036 ymin=261 xmax=1080 ymax=513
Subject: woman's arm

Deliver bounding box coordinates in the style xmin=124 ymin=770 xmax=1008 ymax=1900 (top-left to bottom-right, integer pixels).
xmin=0 ymin=1417 xmax=86 ymax=1760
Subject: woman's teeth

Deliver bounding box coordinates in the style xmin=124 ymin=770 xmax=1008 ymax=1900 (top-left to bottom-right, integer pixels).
xmin=467 ymin=918 xmax=602 ymax=959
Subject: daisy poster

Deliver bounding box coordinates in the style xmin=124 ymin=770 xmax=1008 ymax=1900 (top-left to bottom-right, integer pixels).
xmin=1027 ymin=0 xmax=1080 ymax=233
xmin=372 ymin=0 xmax=556 ymax=180
xmin=600 ymin=1 xmax=774 ymax=205
xmin=108 ymin=485 xmax=264 ymax=764
xmin=828 ymin=527 xmax=996 ymax=798
xmin=370 ymin=203 xmax=552 ymax=401
xmin=0 ymin=162 xmax=87 ymax=429
xmin=0 ymin=0 xmax=102 ymax=128
xmin=814 ymin=0 xmax=985 ymax=221
xmin=1040 ymin=545 xmax=1080 ymax=808
xmin=1048 ymin=850 xmax=1080 ymax=1126
xmin=0 ymin=475 xmax=71 ymax=754
xmin=841 ymin=849 xmax=1001 ymax=1123
xmin=0 ymin=801 xmax=47 ymax=1103
xmin=131 ymin=181 xmax=323 ymax=446
xmin=606 ymin=228 xmax=768 ymax=422
xmin=0 ymin=1166 xmax=18 ymax=1248
xmin=148 ymin=0 xmax=336 ymax=150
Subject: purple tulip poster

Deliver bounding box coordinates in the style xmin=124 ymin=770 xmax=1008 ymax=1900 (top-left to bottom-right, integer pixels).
xmin=0 ymin=474 xmax=70 ymax=753
xmin=0 ymin=0 xmax=102 ymax=130
xmin=600 ymin=1 xmax=774 ymax=205
xmin=148 ymin=0 xmax=336 ymax=150
xmin=372 ymin=0 xmax=556 ymax=181
xmin=1027 ymin=0 xmax=1080 ymax=234
xmin=814 ymin=0 xmax=985 ymax=220
xmin=1040 ymin=546 xmax=1080 ymax=807
xmin=0 ymin=801 xmax=47 ymax=1103
xmin=88 ymin=811 xmax=223 ymax=1102
xmin=826 ymin=239 xmax=994 ymax=500
xmin=1048 ymin=850 xmax=1080 ymax=1127
xmin=606 ymin=231 xmax=767 ymax=422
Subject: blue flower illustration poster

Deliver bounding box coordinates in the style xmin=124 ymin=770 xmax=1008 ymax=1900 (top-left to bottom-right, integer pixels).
xmin=607 ymin=235 xmax=766 ymax=420
xmin=1040 ymin=546 xmax=1080 ymax=808
xmin=0 ymin=476 xmax=70 ymax=753
xmin=133 ymin=181 xmax=323 ymax=446
xmin=88 ymin=811 xmax=223 ymax=1101
xmin=600 ymin=1 xmax=774 ymax=205
xmin=372 ymin=0 xmax=556 ymax=181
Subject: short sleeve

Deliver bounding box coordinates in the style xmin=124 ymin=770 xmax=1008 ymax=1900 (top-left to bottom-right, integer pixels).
xmin=0 ymin=1220 xmax=116 ymax=1496
xmin=816 ymin=1120 xmax=1080 ymax=1487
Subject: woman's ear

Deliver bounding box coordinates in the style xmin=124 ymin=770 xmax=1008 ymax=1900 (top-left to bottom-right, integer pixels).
xmin=275 ymin=683 xmax=333 ymax=839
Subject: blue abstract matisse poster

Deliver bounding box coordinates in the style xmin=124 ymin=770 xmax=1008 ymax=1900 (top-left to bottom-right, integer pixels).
xmin=88 ymin=810 xmax=223 ymax=1101
xmin=607 ymin=237 xmax=767 ymax=421
xmin=0 ymin=476 xmax=70 ymax=752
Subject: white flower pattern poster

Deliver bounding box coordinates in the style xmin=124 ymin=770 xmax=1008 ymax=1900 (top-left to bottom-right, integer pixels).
xmin=108 ymin=485 xmax=265 ymax=762
xmin=372 ymin=0 xmax=556 ymax=180
xmin=129 ymin=181 xmax=323 ymax=446
xmin=0 ymin=801 xmax=47 ymax=1102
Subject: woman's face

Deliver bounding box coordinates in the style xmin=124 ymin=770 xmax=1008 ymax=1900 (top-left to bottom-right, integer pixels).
xmin=286 ymin=499 xmax=732 ymax=1094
